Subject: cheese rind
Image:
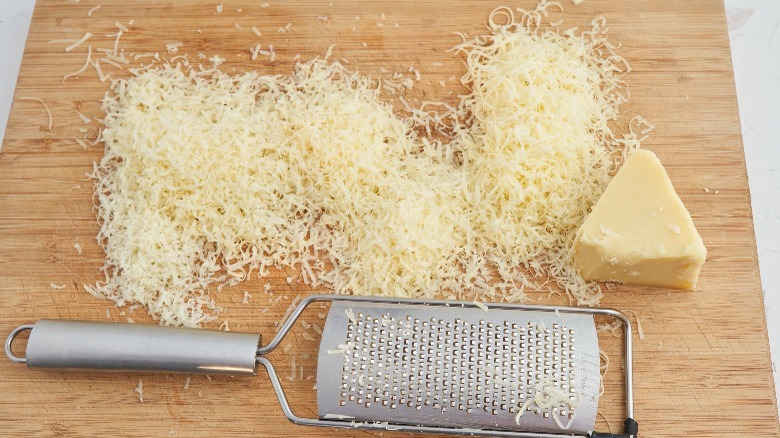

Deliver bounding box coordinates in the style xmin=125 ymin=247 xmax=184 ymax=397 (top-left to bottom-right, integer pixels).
xmin=572 ymin=149 xmax=706 ymax=289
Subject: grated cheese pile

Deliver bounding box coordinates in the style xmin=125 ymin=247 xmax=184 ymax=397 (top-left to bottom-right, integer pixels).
xmin=450 ymin=4 xmax=640 ymax=305
xmin=88 ymin=3 xmax=642 ymax=326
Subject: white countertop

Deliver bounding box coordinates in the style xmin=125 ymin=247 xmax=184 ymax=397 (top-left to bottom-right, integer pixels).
xmin=1 ymin=0 xmax=778 ymax=408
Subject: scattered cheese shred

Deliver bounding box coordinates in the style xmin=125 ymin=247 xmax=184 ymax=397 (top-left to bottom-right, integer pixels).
xmin=216 ymin=3 xmax=223 ymax=13
xmin=18 ymin=97 xmax=52 ymax=131
xmin=345 ymin=309 xmax=356 ymax=324
xmin=50 ymin=282 xmax=66 ymax=290
xmin=599 ymin=349 xmax=609 ymax=397
xmin=76 ymin=110 xmax=91 ymax=124
xmin=65 ymin=32 xmax=93 ymax=52
xmin=597 ymin=320 xmax=623 ymax=338
xmin=63 ymin=46 xmax=92 ymax=82
xmin=627 ymin=310 xmax=645 ymax=340
xmin=287 ymin=357 xmax=296 ymax=381
xmin=93 ymin=60 xmax=111 ymax=82
xmin=87 ymin=5 xmax=101 ymax=16
xmin=473 ymin=299 xmax=489 ymax=312
xmin=251 ymin=26 xmax=262 ymax=37
xmin=183 ymin=377 xmax=190 ymax=389
xmin=100 ymin=57 xmax=124 ymax=70
xmin=135 ymin=379 xmax=144 ymax=403
xmin=242 ymin=291 xmax=251 ymax=304
xmin=250 ymin=44 xmax=261 ymax=60
xmin=74 ymin=237 xmax=83 ymax=255
xmin=597 ymin=411 xmax=613 ymax=433
xmin=166 ymin=42 xmax=183 ymax=54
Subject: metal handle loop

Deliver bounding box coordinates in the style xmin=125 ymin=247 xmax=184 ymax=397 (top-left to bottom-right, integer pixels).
xmin=4 ymin=324 xmax=34 ymax=364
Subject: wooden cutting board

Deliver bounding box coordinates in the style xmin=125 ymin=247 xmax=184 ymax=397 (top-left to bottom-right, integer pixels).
xmin=1 ymin=0 xmax=777 ymax=436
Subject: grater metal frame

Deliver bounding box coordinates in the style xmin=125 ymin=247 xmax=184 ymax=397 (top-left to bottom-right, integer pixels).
xmin=257 ymin=294 xmax=635 ymax=438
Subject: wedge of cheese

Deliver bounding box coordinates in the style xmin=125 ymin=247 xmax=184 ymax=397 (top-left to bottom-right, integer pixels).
xmin=572 ymin=149 xmax=706 ymax=289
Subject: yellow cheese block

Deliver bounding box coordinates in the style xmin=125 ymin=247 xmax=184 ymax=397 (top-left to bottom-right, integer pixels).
xmin=572 ymin=149 xmax=706 ymax=289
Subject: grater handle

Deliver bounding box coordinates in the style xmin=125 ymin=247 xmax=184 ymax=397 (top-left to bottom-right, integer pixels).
xmin=5 ymin=320 xmax=261 ymax=376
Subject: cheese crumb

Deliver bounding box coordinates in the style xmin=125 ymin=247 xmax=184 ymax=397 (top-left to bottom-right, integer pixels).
xmin=18 ymin=97 xmax=52 ymax=131
xmin=65 ymin=32 xmax=93 ymax=52
xmin=166 ymin=42 xmax=183 ymax=54
xmin=134 ymin=379 xmax=144 ymax=403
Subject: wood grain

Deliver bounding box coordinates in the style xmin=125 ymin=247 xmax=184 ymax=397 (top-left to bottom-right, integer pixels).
xmin=0 ymin=0 xmax=777 ymax=436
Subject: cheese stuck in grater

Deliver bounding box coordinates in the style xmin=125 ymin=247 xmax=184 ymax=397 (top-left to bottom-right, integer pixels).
xmin=317 ymin=302 xmax=601 ymax=434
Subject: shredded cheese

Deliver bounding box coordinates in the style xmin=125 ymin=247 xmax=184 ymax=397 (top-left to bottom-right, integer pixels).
xmin=597 ymin=320 xmax=622 ymax=337
xmin=287 ymin=357 xmax=296 ymax=381
xmin=627 ymin=310 xmax=645 ymax=340
xmin=76 ymin=110 xmax=91 ymax=124
xmin=50 ymin=282 xmax=66 ymax=290
xmin=599 ymin=349 xmax=609 ymax=398
xmin=250 ymin=44 xmax=261 ymax=60
xmin=166 ymin=42 xmax=183 ymax=54
xmin=452 ymin=3 xmax=638 ymax=306
xmin=134 ymin=379 xmax=144 ymax=403
xmin=87 ymin=5 xmax=101 ymax=16
xmin=18 ymin=97 xmax=52 ymax=131
xmin=345 ymin=308 xmax=356 ymax=324
xmin=87 ymin=3 xmax=642 ymax=325
xmin=65 ymin=32 xmax=92 ymax=52
xmin=63 ymin=46 xmax=92 ymax=82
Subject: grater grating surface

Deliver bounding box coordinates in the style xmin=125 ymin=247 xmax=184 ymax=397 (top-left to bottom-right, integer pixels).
xmin=317 ymin=302 xmax=600 ymax=434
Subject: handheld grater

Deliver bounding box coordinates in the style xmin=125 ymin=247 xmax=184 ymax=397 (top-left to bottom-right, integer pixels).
xmin=5 ymin=294 xmax=637 ymax=437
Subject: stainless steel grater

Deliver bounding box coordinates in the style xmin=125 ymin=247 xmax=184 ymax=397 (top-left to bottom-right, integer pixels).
xmin=5 ymin=294 xmax=637 ymax=438
xmin=317 ymin=302 xmax=600 ymax=434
